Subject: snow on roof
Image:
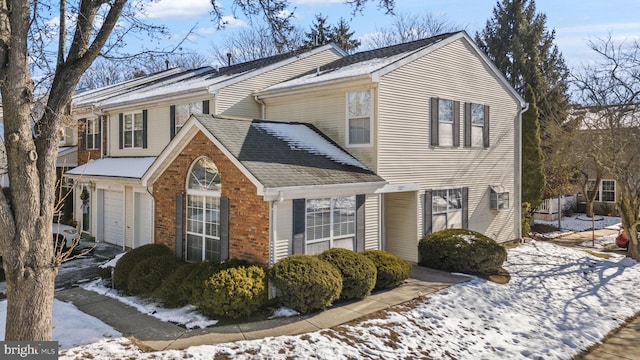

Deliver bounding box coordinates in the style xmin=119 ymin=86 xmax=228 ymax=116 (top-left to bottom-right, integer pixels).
xmin=265 ymin=52 xmax=408 ymax=92
xmin=253 ymin=122 xmax=368 ymax=170
xmin=66 ymin=157 xmax=156 ymax=179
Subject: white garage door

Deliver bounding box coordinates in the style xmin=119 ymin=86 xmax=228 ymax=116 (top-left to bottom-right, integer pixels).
xmin=103 ymin=190 xmax=124 ymax=246
xmin=134 ymin=192 xmax=153 ymax=248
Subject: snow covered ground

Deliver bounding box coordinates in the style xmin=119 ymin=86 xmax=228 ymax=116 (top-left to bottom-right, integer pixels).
xmin=534 ymin=214 xmax=621 ymax=238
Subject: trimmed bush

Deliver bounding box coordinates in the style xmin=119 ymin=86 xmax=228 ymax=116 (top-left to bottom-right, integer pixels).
xmin=179 ymin=258 xmax=253 ymax=306
xmin=361 ymin=250 xmax=411 ymax=290
xmin=269 ymin=254 xmax=342 ymax=314
xmin=418 ymin=229 xmax=507 ymax=275
xmin=199 ymin=265 xmax=268 ymax=319
xmin=113 ymin=244 xmax=172 ymax=291
xmin=153 ymin=262 xmax=198 ymax=308
xmin=127 ymin=255 xmax=179 ymax=296
xmin=317 ymin=248 xmax=377 ymax=301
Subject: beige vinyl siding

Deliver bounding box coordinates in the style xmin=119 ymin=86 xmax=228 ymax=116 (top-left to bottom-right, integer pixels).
xmin=124 ymin=186 xmax=134 ymax=248
xmin=384 ymin=192 xmax=418 ymax=262
xmin=217 ymin=49 xmax=343 ymax=119
xmin=273 ymin=200 xmax=293 ymax=263
xmin=364 ymin=194 xmax=380 ymax=250
xmin=264 ymin=86 xmax=377 ymax=169
xmin=378 ymin=37 xmax=520 ymax=243
xmin=108 ymin=106 xmax=170 ymax=157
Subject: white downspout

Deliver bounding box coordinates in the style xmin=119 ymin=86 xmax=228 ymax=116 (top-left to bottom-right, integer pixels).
xmin=517 ymin=102 xmax=530 ymax=241
xmin=254 ymin=94 xmax=266 ymax=119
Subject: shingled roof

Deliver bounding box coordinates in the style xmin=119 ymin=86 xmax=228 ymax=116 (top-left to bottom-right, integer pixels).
xmin=193 ymin=114 xmax=385 ymax=189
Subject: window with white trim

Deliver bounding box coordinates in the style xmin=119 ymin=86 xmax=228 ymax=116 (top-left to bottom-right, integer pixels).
xmin=471 ymin=103 xmax=485 ymax=147
xmin=186 ymin=157 xmax=222 ymax=263
xmin=123 ymin=112 xmax=144 ymax=148
xmin=347 ymin=90 xmax=372 ymax=146
xmin=432 ymin=189 xmax=463 ymax=232
xmin=601 ymin=180 xmax=616 ymax=202
xmin=306 ymin=196 xmax=356 ymax=255
xmin=438 ymin=99 xmax=455 ymax=146
xmin=175 ymin=101 xmax=203 ymax=134
xmin=85 ymin=118 xmax=100 ymax=150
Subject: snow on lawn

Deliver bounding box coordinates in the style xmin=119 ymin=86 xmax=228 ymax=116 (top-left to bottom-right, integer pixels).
xmin=0 ymin=299 xmax=120 ymax=350
xmin=81 ymin=279 xmax=217 ymax=329
xmin=60 ymin=241 xmax=640 ymax=360
xmin=534 ymin=214 xmax=621 ymax=238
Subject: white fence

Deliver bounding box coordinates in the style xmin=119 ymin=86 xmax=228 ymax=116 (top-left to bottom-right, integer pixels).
xmin=534 ymin=195 xmax=576 ymax=221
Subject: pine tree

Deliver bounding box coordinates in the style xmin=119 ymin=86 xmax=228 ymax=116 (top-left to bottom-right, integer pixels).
xmin=330 ymin=18 xmax=361 ymax=54
xmin=521 ymin=85 xmax=545 ymax=233
xmin=304 ymin=14 xmax=332 ymax=47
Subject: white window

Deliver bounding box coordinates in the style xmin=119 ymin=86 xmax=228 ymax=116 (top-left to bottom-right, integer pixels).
xmin=432 ymin=189 xmax=463 ymax=232
xmin=85 ymin=118 xmax=100 ymax=150
xmin=471 ymin=103 xmax=485 ymax=147
xmin=601 ymin=180 xmax=616 ymax=202
xmin=438 ymin=99 xmax=454 ymax=146
xmin=490 ymin=186 xmax=509 ymax=210
xmin=175 ymin=101 xmax=203 ymax=134
xmin=123 ymin=112 xmax=144 ymax=148
xmin=347 ymin=90 xmax=372 ymax=146
xmin=186 ymin=157 xmax=222 ymax=263
xmin=306 ymin=196 xmax=356 ymax=255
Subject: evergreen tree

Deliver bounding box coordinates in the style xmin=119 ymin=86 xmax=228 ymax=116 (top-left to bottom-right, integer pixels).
xmin=475 ymin=0 xmax=571 ymax=199
xmin=304 ymin=14 xmax=332 ymax=47
xmin=521 ymin=85 xmax=545 ymax=234
xmin=330 ymin=18 xmax=362 ymax=54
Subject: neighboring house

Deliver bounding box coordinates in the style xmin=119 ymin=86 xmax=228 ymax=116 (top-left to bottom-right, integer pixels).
xmin=255 ymin=31 xmax=526 ymax=263
xmin=65 ymin=44 xmax=346 ymax=248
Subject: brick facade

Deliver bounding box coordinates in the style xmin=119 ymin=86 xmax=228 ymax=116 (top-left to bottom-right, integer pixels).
xmin=153 ymin=131 xmax=271 ymax=266
xmin=77 ymin=117 xmax=107 ymax=166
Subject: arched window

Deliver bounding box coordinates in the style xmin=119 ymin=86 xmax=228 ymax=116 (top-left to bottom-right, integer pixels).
xmin=186 ymin=157 xmax=221 ymax=262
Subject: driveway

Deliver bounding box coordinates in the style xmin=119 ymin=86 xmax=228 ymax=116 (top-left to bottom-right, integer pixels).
xmin=55 ymin=240 xmax=123 ymax=290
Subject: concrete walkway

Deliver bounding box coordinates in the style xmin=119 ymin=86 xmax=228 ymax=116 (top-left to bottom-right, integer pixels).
xmin=55 ymin=266 xmax=469 ymax=351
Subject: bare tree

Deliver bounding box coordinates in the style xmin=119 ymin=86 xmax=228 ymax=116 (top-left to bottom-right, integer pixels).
xmin=362 ymin=11 xmax=461 ymax=49
xmin=77 ymin=58 xmax=129 ymax=91
xmin=572 ymin=35 xmax=640 ymax=260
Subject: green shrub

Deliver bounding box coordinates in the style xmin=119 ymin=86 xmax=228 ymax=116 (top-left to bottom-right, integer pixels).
xmin=127 ymin=255 xmax=179 ymax=296
xmin=97 ymin=266 xmax=113 ymax=280
xmin=178 ymin=258 xmax=253 ymax=306
xmin=113 ymin=244 xmax=173 ymax=291
xmin=269 ymin=254 xmax=342 ymax=314
xmin=418 ymin=229 xmax=507 ymax=275
xmin=361 ymin=250 xmax=411 ymax=290
xmin=199 ymin=266 xmax=267 ymax=319
xmin=317 ymin=248 xmax=377 ymax=301
xmin=153 ymin=262 xmax=198 ymax=308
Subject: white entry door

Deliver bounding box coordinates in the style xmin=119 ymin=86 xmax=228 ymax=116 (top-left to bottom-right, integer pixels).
xmin=134 ymin=192 xmax=154 ymax=248
xmin=102 ymin=189 xmax=124 ymax=246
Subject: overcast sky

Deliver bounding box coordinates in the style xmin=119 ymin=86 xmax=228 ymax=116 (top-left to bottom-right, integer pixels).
xmin=138 ymin=0 xmax=640 ymax=70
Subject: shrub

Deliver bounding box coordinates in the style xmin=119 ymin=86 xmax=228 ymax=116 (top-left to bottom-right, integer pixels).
xmin=113 ymin=244 xmax=173 ymax=291
xmin=127 ymin=255 xmax=179 ymax=296
xmin=317 ymin=248 xmax=377 ymax=301
xmin=361 ymin=250 xmax=412 ymax=290
xmin=418 ymin=229 xmax=507 ymax=275
xmin=153 ymin=262 xmax=198 ymax=308
xmin=179 ymin=258 xmax=253 ymax=306
xmin=199 ymin=265 xmax=268 ymax=319
xmin=269 ymin=254 xmax=342 ymax=314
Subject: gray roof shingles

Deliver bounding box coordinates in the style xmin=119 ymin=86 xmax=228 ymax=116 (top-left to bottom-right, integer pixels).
xmin=194 ymin=115 xmax=385 ymax=189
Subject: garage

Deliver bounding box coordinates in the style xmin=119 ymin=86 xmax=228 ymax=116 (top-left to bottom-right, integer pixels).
xmin=101 ymin=189 xmax=124 ymax=246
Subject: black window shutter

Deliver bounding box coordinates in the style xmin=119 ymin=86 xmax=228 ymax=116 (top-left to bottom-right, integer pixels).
xmin=80 ymin=118 xmax=87 ymax=150
xmin=220 ymin=197 xmax=230 ymax=261
xmin=464 ymin=103 xmax=471 ymax=147
xmin=430 ymin=98 xmax=439 ymax=147
xmin=118 ymin=113 xmax=123 ymax=149
xmin=453 ymin=100 xmax=461 ymax=147
xmin=202 ymin=100 xmax=210 ymax=115
xmin=96 ymin=117 xmax=102 ymax=150
xmin=423 ymin=190 xmax=432 ymax=235
xmin=169 ymin=105 xmax=176 ymax=139
xmin=292 ymin=199 xmax=306 ymax=254
xmin=175 ymin=193 xmax=183 ymax=261
xmin=355 ymin=194 xmax=366 ymax=252
xmin=142 ymin=109 xmax=148 ymax=149
xmin=462 ymin=187 xmax=469 ymax=229
xmin=483 ymin=105 xmax=490 ymax=148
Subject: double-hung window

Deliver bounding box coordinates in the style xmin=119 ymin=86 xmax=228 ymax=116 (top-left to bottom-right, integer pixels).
xmin=601 ymin=180 xmax=616 ymax=202
xmin=123 ymin=112 xmax=144 ymax=148
xmin=175 ymin=101 xmax=203 ymax=133
xmin=465 ymin=103 xmax=489 ymax=148
xmin=306 ymin=196 xmax=356 ymax=255
xmin=347 ymin=90 xmax=372 ymax=146
xmin=430 ymin=98 xmax=460 ymax=147
xmin=85 ymin=118 xmax=100 ymax=150
xmin=432 ymin=189 xmax=463 ymax=232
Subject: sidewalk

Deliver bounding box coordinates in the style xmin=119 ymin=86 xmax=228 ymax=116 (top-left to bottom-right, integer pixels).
xmin=55 ymin=266 xmax=469 ymax=351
